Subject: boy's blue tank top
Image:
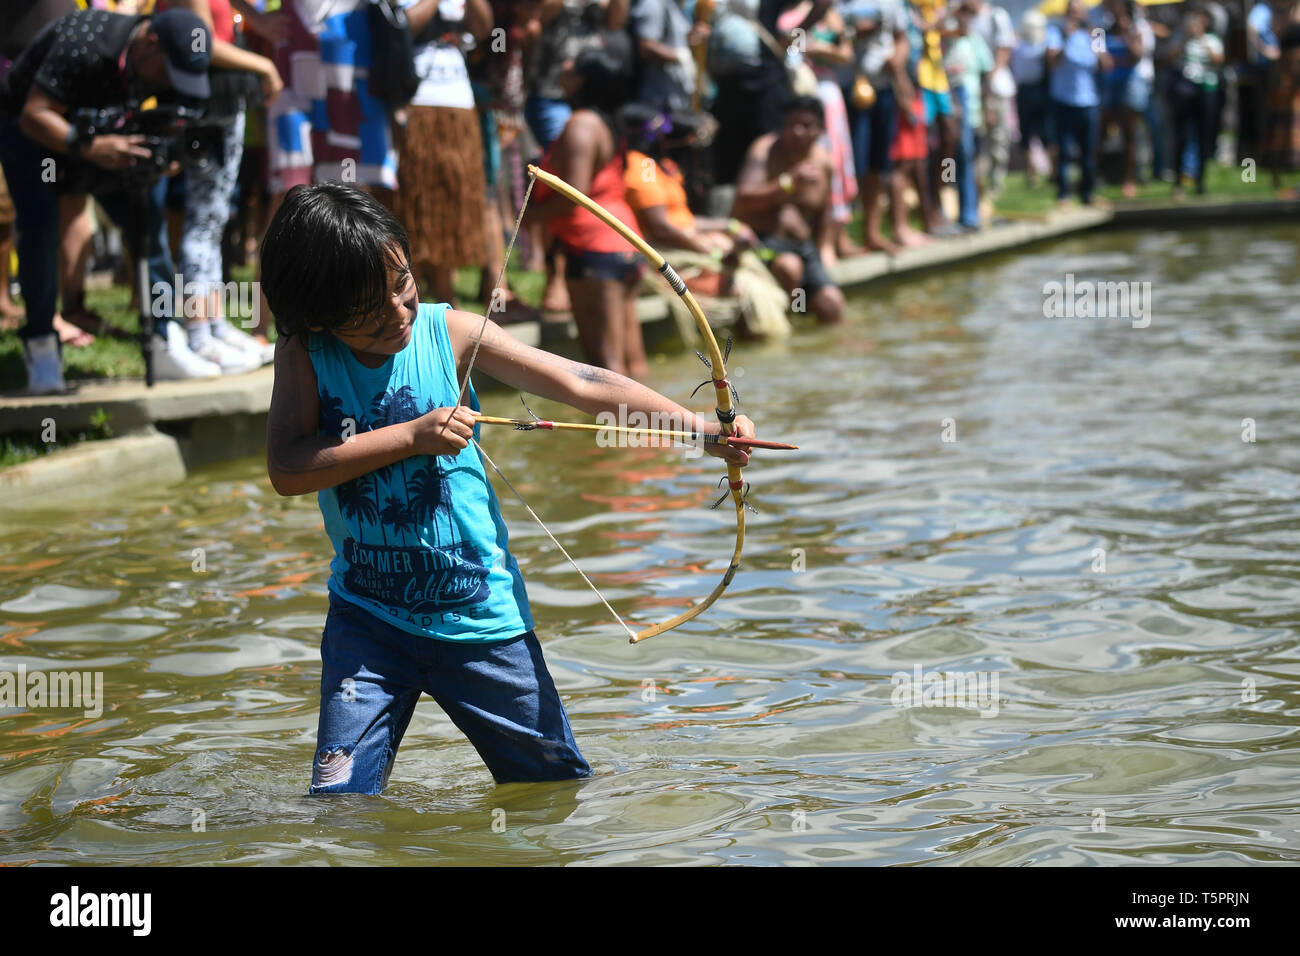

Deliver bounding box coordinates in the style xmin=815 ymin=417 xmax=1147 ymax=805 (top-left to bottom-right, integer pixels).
xmin=307 ymin=303 xmax=533 ymax=642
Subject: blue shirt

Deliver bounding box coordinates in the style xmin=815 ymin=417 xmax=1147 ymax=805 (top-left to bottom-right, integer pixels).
xmin=1248 ymin=3 xmax=1276 ymax=66
xmin=307 ymin=302 xmax=534 ymax=643
xmin=1046 ymin=22 xmax=1100 ymax=107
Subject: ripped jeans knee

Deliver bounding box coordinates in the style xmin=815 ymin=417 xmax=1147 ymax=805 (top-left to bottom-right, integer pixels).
xmin=310 ymin=745 xmax=356 ymax=791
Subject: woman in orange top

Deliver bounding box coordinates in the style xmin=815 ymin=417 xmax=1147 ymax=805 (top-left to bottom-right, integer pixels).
xmin=528 ymin=46 xmax=648 ymax=380
xmin=621 ymin=105 xmax=758 ymax=295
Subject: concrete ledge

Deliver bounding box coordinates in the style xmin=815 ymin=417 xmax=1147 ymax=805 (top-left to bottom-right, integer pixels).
xmin=0 ymin=428 xmax=185 ymax=507
xmin=1106 ymin=197 xmax=1300 ymax=228
xmin=838 ymin=207 xmax=1113 ymax=285
xmin=1 ymin=366 xmax=274 ymax=435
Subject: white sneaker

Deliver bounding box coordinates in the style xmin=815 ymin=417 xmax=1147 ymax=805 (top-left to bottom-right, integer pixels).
xmin=22 ymin=333 xmax=67 ymax=394
xmin=211 ymin=318 xmax=274 ymax=367
xmin=192 ymin=332 xmax=262 ymax=375
xmin=151 ymin=323 xmax=222 ymax=380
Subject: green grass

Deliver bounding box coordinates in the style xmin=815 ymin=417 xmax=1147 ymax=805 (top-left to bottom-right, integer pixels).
xmin=1 ymin=406 xmax=115 ymax=468
xmin=993 ymin=160 xmax=1300 ymax=217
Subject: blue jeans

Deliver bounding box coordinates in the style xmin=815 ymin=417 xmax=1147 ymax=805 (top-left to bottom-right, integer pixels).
xmin=846 ymin=84 xmax=898 ymax=174
xmin=0 ymin=116 xmax=176 ymax=340
xmin=309 ymin=592 xmax=592 ymax=793
xmin=0 ymin=117 xmax=57 ymax=341
xmin=955 ymin=106 xmax=979 ymax=228
xmin=1053 ymin=102 xmax=1099 ymax=203
xmin=1016 ymin=80 xmax=1051 ymax=146
xmin=1145 ymin=88 xmax=1166 ymax=179
xmin=1172 ymin=84 xmax=1211 ymax=188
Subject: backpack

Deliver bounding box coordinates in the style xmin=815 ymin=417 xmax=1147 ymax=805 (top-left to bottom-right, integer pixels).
xmin=367 ymin=0 xmax=422 ymax=110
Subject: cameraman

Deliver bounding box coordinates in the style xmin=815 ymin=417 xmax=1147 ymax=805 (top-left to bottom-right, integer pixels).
xmin=0 ymin=6 xmax=215 ymax=393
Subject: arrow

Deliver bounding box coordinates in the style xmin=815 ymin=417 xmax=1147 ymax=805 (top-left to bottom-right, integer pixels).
xmin=472 ymin=413 xmax=799 ymax=450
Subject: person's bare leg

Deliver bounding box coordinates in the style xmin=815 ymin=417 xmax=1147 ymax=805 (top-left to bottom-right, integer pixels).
xmin=820 ymin=225 xmax=839 ymax=267
xmin=835 ymin=217 xmax=866 ymax=258
xmin=810 ymin=284 xmax=845 ymax=324
xmin=931 ymin=114 xmax=959 ymax=225
xmin=567 ymin=276 xmax=624 ymax=373
xmin=526 ymin=220 xmax=546 ymax=272
xmin=431 ymin=265 xmax=458 ymax=309
xmin=0 ymin=222 xmax=23 ymax=320
xmin=912 ymin=157 xmax=942 ymax=233
xmin=479 ymin=196 xmax=506 ymax=304
xmin=542 ymin=246 xmax=571 ymax=313
xmin=621 ymin=280 xmax=648 ymax=381
xmin=59 ymin=195 xmax=95 ymax=324
xmin=861 ymin=172 xmax=900 ymax=254
xmin=767 ymin=252 xmax=802 ymax=294
xmin=253 ymin=190 xmax=286 ymax=341
xmin=1121 ymin=109 xmax=1138 ymax=197
xmin=890 ymin=165 xmax=930 ymax=246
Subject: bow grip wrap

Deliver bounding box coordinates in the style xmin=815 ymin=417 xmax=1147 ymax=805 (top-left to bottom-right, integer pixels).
xmin=658 ymin=262 xmax=687 ymax=296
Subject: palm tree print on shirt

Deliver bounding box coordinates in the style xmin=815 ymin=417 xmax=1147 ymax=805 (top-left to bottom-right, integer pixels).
xmin=321 ymin=382 xmax=489 ymax=613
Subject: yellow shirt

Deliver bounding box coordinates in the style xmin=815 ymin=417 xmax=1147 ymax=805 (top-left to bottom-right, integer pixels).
xmin=913 ymin=0 xmax=950 ymax=94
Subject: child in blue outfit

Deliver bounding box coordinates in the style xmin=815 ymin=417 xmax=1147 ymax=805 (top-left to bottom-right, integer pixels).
xmin=261 ymin=182 xmax=755 ymax=792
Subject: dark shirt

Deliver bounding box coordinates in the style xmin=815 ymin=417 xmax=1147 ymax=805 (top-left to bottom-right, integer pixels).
xmin=756 ymin=0 xmax=805 ymax=84
xmin=0 ymin=0 xmax=77 ymax=62
xmin=0 ymin=10 xmax=143 ymax=120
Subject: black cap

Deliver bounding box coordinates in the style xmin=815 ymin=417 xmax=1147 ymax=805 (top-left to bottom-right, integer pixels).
xmin=149 ymin=8 xmax=211 ymax=100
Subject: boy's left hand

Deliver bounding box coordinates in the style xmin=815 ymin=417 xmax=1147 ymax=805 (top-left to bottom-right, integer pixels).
xmin=705 ymin=414 xmax=756 ymax=467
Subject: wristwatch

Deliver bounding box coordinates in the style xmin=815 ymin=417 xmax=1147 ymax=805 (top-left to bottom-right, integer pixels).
xmin=778 ymin=172 xmax=795 ymax=194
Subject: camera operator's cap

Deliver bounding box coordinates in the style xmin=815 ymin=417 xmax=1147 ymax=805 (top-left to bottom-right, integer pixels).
xmin=149 ymin=8 xmax=212 ymax=100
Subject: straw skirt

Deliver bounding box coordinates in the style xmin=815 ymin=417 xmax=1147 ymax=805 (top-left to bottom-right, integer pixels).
xmin=392 ymin=105 xmax=487 ymax=269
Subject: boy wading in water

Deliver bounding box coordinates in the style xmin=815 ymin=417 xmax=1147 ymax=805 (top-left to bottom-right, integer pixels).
xmin=262 ymin=183 xmax=755 ymax=792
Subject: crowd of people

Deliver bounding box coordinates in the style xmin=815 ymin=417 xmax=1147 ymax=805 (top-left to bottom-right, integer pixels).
xmin=2 ymin=0 xmax=1299 ymax=393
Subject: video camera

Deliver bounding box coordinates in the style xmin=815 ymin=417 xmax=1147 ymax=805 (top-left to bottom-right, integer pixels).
xmin=66 ymin=101 xmax=222 ymax=192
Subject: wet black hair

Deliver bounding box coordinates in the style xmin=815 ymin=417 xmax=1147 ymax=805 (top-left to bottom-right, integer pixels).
xmin=783 ymin=94 xmax=826 ymax=127
xmin=261 ymin=182 xmax=411 ymax=339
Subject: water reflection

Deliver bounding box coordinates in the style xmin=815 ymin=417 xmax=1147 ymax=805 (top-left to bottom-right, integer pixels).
xmin=1 ymin=224 xmax=1297 ymax=865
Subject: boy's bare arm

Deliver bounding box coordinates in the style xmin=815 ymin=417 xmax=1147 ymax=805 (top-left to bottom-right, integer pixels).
xmin=446 ymin=310 xmax=752 ymax=465
xmin=265 ymin=332 xmax=476 ymax=496
xmin=732 ymin=135 xmax=786 ymax=220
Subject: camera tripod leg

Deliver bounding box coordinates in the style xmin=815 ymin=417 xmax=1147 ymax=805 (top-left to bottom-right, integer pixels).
xmin=131 ymin=189 xmax=155 ymax=389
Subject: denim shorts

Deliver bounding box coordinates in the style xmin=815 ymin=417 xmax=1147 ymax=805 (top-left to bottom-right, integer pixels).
xmin=1101 ymin=71 xmax=1150 ymax=113
xmin=759 ymin=234 xmax=833 ymax=298
xmin=309 ymin=591 xmax=592 ymax=793
xmin=560 ymin=241 xmax=645 ymax=283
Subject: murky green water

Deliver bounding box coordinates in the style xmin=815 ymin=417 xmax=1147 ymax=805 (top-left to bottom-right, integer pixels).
xmin=2 ymin=223 xmax=1298 ymax=865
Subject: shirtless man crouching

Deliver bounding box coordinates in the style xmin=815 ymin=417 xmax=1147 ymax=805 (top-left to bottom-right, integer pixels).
xmin=732 ymin=96 xmax=846 ymax=325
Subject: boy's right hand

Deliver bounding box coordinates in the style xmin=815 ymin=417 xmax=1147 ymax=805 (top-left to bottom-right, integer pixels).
xmin=409 ymin=406 xmax=477 ymax=457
